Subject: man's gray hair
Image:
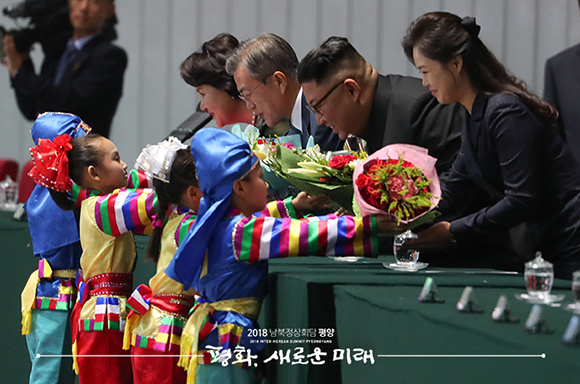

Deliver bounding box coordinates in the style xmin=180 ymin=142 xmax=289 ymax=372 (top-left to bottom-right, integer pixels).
xmin=226 ymin=33 xmax=298 ymax=82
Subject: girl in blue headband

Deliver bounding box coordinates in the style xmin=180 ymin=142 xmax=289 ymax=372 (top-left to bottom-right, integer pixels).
xmin=165 ymin=128 xmax=402 ymax=383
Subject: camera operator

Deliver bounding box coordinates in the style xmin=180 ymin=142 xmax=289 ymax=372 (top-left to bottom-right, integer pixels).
xmin=2 ymin=0 xmax=126 ymax=138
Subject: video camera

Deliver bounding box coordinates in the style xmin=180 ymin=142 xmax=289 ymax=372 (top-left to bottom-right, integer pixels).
xmin=0 ymin=0 xmax=71 ymax=58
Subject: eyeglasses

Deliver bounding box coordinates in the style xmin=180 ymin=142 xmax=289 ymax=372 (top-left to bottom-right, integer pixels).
xmin=239 ymin=81 xmax=264 ymax=103
xmin=305 ymin=80 xmax=345 ymax=114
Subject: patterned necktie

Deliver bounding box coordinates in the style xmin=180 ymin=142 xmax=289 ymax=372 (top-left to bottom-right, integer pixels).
xmin=54 ymin=41 xmax=78 ymax=85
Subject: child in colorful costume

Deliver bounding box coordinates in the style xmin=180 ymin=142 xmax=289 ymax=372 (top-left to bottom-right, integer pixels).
xmin=125 ymin=137 xmax=332 ymax=384
xmin=121 ymin=138 xmax=199 ymax=384
xmin=28 ymin=128 xmax=156 ymax=384
xmin=164 ymin=128 xmax=401 ymax=384
xmin=21 ymin=112 xmax=90 ymax=384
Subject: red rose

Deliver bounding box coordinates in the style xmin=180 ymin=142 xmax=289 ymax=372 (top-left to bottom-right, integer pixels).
xmin=364 ymin=159 xmax=382 ymax=173
xmin=368 ymin=191 xmax=385 ymax=209
xmin=355 ymin=173 xmax=373 ymax=189
xmin=328 ymin=154 xmax=357 ymax=170
xmin=385 ymin=159 xmax=413 ymax=168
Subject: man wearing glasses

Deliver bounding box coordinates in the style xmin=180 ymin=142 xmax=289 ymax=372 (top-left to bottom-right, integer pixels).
xmin=298 ymin=36 xmax=465 ymax=177
xmin=226 ymin=33 xmax=343 ymax=151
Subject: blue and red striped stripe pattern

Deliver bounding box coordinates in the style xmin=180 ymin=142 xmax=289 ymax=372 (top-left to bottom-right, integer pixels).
xmin=233 ymin=215 xmax=378 ymax=262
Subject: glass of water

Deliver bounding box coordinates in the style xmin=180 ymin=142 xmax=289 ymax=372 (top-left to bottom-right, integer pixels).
xmin=393 ymin=230 xmax=420 ymax=266
xmin=524 ymin=252 xmax=554 ymax=300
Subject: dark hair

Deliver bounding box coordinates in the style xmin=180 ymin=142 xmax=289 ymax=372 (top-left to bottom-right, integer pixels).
xmin=297 ymin=36 xmax=365 ymax=84
xmin=225 ymin=33 xmax=298 ymax=83
xmin=50 ymin=133 xmax=104 ymax=211
xmin=180 ymin=33 xmax=240 ymax=98
xmin=402 ymin=12 xmax=558 ymax=127
xmin=145 ymin=148 xmax=198 ymax=264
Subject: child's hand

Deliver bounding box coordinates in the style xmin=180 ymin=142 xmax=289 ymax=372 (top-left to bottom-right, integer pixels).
xmin=375 ymin=215 xmax=408 ymax=235
xmin=292 ymin=192 xmax=331 ymax=212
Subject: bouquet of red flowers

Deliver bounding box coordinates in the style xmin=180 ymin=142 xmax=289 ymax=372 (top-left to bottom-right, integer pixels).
xmin=353 ymin=144 xmax=440 ymax=225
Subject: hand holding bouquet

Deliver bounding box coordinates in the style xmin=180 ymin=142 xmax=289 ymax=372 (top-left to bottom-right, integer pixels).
xmin=265 ymin=144 xmax=365 ymax=214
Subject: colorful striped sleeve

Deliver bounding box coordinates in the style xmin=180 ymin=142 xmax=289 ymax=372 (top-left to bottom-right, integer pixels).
xmin=126 ymin=169 xmax=153 ymax=190
xmin=70 ymin=181 xmax=100 ymax=207
xmin=253 ymin=197 xmax=301 ymax=219
xmin=233 ymin=215 xmax=378 ymax=262
xmin=94 ymin=188 xmax=158 ymax=236
xmin=175 ymin=213 xmax=197 ymax=246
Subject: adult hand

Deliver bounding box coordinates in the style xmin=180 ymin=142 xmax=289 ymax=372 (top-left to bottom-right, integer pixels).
xmin=292 ymin=191 xmax=331 ymax=212
xmin=403 ymin=221 xmax=454 ymax=250
xmin=375 ymin=215 xmax=408 ymax=235
xmin=2 ymin=35 xmax=28 ymax=77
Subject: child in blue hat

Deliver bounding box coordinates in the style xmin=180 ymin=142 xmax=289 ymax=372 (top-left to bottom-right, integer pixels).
xmin=21 ymin=112 xmax=90 ymax=384
xmin=28 ymin=114 xmax=157 ymax=384
xmin=126 ymin=136 xmax=325 ymax=384
xmin=165 ymin=128 xmax=401 ymax=383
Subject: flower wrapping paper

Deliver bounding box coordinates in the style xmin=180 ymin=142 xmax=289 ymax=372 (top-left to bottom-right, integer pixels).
xmin=352 ymin=143 xmax=441 ymax=224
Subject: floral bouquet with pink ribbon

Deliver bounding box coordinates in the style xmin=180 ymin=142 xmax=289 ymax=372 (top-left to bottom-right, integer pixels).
xmin=353 ymin=144 xmax=441 ymax=228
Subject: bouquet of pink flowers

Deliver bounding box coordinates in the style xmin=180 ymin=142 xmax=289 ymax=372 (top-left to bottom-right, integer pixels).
xmin=353 ymin=144 xmax=440 ymax=226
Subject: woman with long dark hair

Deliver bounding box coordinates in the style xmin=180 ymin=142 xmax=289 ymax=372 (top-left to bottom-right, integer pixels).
xmin=402 ymin=11 xmax=580 ymax=279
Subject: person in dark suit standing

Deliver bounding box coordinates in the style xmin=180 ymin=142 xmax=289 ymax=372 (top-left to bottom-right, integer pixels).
xmin=402 ymin=12 xmax=580 ymax=279
xmin=544 ymin=1 xmax=580 ymax=164
xmin=2 ymin=0 xmax=127 ymax=138
xmin=298 ymin=36 xmax=465 ymax=177
xmin=225 ymin=33 xmax=343 ymax=151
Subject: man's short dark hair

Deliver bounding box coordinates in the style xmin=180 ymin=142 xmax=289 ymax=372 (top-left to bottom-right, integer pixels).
xmin=225 ymin=33 xmax=298 ymax=83
xmin=297 ymin=36 xmax=365 ymax=84
xmin=180 ymin=33 xmax=240 ymax=97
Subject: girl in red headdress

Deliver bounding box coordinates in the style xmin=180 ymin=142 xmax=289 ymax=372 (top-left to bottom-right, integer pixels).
xmin=29 ymin=131 xmax=156 ymax=384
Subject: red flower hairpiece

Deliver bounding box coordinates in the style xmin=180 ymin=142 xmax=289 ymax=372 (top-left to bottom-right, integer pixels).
xmin=28 ymin=133 xmax=74 ymax=192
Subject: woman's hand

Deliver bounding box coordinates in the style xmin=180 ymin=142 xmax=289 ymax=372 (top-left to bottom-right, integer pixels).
xmin=375 ymin=215 xmax=408 ymax=235
xmin=292 ymin=192 xmax=331 ymax=212
xmin=403 ymin=221 xmax=454 ymax=250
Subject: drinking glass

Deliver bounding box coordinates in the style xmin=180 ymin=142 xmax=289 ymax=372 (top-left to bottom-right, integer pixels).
xmin=393 ymin=230 xmax=419 ymax=265
xmin=524 ymin=252 xmax=554 ymax=300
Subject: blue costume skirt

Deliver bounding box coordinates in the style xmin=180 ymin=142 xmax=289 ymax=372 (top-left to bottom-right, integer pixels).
xmin=26 ymin=309 xmax=75 ymax=384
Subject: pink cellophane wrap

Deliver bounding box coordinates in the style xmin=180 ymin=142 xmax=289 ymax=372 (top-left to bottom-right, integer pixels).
xmin=353 ymin=144 xmax=441 ymax=223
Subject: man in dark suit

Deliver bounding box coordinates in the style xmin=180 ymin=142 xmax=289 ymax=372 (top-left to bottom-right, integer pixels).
xmin=225 ymin=33 xmax=343 ymax=151
xmin=2 ymin=0 xmax=127 ymax=138
xmin=298 ymin=36 xmax=465 ymax=177
xmin=298 ymin=36 xmax=526 ymax=270
xmin=544 ymin=1 xmax=580 ymax=164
